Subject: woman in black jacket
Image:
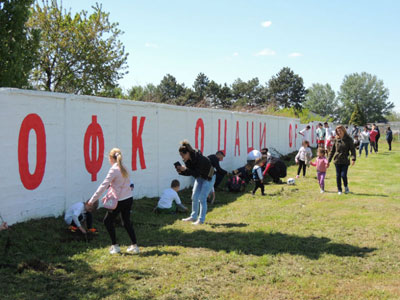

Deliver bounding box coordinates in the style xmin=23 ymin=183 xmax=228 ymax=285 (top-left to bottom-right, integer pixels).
xmin=328 ymin=125 xmax=356 ymax=195
xmin=176 ymin=140 xmax=214 ymax=225
xmin=386 ymin=127 xmax=393 ymax=151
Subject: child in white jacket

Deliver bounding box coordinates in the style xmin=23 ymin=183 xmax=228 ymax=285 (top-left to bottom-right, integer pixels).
xmin=295 ymin=141 xmax=312 ymax=178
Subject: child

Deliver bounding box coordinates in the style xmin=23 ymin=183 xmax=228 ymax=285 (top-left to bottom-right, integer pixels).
xmin=64 ymin=200 xmax=98 ymax=234
xmin=310 ymin=148 xmax=329 ymax=193
xmin=156 ymin=180 xmax=188 ymax=214
xmin=295 ymin=141 xmax=312 ymax=178
xmin=252 ymin=158 xmax=265 ymax=195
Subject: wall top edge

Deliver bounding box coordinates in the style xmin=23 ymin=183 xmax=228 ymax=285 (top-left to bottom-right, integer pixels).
xmin=0 ymin=88 xmax=301 ymax=122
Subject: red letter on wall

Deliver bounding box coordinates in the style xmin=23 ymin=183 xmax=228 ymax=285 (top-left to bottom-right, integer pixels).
xmin=289 ymin=124 xmax=293 ymax=148
xmin=295 ymin=124 xmax=298 ymax=148
xmin=311 ymin=125 xmax=315 ymax=145
xmin=259 ymin=122 xmax=266 ymax=149
xmin=218 ymin=119 xmax=227 ymax=155
xmin=234 ymin=121 xmax=240 ymax=156
xmin=84 ymin=115 xmax=104 ymax=181
xmin=132 ymin=116 xmax=146 ymax=171
xmin=18 ymin=113 xmax=47 ymax=190
xmin=247 ymin=121 xmax=254 ymax=153
xmin=195 ymin=118 xmax=204 ymax=153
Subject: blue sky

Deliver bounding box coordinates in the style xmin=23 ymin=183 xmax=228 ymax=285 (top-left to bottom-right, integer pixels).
xmin=61 ymin=0 xmax=400 ymax=112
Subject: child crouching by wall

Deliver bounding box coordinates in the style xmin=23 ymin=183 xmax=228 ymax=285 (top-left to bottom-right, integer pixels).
xmin=64 ymin=200 xmax=98 ymax=233
xmin=155 ymin=180 xmax=188 ymax=214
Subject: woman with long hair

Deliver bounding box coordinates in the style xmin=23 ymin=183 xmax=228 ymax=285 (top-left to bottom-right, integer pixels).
xmin=176 ymin=140 xmax=214 ymax=225
xmin=328 ymin=125 xmax=356 ymax=195
xmin=89 ymin=148 xmax=139 ymax=254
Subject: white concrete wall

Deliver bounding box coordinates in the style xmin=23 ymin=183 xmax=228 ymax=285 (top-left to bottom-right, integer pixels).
xmin=1 ymin=88 xmax=306 ymax=225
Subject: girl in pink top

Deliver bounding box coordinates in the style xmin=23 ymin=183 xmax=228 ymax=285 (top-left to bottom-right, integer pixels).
xmin=89 ymin=148 xmax=139 ymax=255
xmin=310 ymin=148 xmax=329 ymax=193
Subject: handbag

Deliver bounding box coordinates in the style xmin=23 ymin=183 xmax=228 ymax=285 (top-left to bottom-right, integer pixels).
xmin=102 ymin=178 xmax=127 ymax=210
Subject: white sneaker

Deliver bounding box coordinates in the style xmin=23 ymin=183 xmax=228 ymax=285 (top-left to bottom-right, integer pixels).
xmin=182 ymin=217 xmax=196 ymax=222
xmin=338 ymin=191 xmax=342 ymax=195
xmin=109 ymin=244 xmax=121 ymax=254
xmin=320 ymin=189 xmax=324 ymax=193
xmin=127 ymin=245 xmax=140 ymax=254
xmin=192 ymin=220 xmax=204 ymax=225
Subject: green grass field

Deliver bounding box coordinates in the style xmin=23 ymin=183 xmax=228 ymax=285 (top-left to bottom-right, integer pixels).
xmin=1 ymin=142 xmax=399 ymax=300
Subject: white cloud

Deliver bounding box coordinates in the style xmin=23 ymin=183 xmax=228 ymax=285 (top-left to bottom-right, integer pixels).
xmin=289 ymin=52 xmax=303 ymax=57
xmin=145 ymin=42 xmax=158 ymax=48
xmin=261 ymin=20 xmax=272 ymax=28
xmin=255 ymin=48 xmax=276 ymax=56
xmin=233 ymin=52 xmax=239 ymax=57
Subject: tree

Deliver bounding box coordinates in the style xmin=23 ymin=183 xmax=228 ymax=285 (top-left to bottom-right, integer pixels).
xmin=193 ymin=72 xmax=209 ymax=101
xmin=304 ymin=83 xmax=338 ymax=119
xmin=349 ymin=103 xmax=366 ymax=126
xmin=0 ymin=0 xmax=40 ymax=88
xmin=337 ymin=72 xmax=393 ymax=123
xmin=231 ymin=77 xmax=264 ymax=106
xmin=157 ymin=74 xmax=185 ymax=103
xmin=266 ymin=67 xmax=307 ymax=110
xmin=27 ymin=1 xmax=128 ymax=95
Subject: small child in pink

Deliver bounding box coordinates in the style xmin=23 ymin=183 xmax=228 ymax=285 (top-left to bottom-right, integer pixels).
xmin=310 ymin=148 xmax=329 ymax=193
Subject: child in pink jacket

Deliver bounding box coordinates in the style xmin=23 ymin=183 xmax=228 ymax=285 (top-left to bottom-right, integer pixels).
xmin=310 ymin=148 xmax=329 ymax=193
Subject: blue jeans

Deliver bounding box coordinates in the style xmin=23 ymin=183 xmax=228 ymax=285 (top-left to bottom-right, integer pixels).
xmin=190 ymin=176 xmax=214 ymax=223
xmin=359 ymin=143 xmax=368 ymax=157
xmin=335 ymin=164 xmax=349 ymax=192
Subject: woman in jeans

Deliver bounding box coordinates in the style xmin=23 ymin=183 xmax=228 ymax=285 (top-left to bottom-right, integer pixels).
xmin=328 ymin=125 xmax=356 ymax=195
xmin=89 ymin=148 xmax=139 ymax=255
xmin=176 ymin=140 xmax=214 ymax=225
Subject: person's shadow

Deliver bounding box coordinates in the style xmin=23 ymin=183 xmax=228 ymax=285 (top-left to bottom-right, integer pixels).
xmin=140 ymin=227 xmax=376 ymax=260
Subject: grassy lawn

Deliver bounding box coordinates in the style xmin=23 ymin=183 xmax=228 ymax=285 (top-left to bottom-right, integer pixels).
xmin=1 ymin=142 xmax=400 ymax=300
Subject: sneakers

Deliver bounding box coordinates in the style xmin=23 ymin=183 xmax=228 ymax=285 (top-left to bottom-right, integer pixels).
xmin=88 ymin=228 xmax=98 ymax=233
xmin=109 ymin=244 xmax=121 ymax=254
xmin=68 ymin=226 xmax=78 ymax=232
xmin=182 ymin=217 xmax=196 ymax=222
xmin=320 ymin=189 xmax=324 ymax=193
xmin=127 ymin=245 xmax=140 ymax=254
xmin=192 ymin=219 xmax=204 ymax=225
xmin=344 ymin=187 xmax=350 ymax=194
xmin=295 ymin=175 xmax=299 ymax=179
xmin=338 ymin=191 xmax=342 ymax=195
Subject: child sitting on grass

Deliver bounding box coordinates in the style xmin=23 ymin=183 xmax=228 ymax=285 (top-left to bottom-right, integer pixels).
xmin=310 ymin=148 xmax=329 ymax=193
xmin=155 ymin=180 xmax=188 ymax=214
xmin=64 ymin=200 xmax=98 ymax=234
xmin=252 ymin=158 xmax=265 ymax=196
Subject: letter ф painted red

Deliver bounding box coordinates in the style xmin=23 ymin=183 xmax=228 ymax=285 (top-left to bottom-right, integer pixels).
xmin=18 ymin=113 xmax=47 ymax=190
xmin=195 ymin=118 xmax=204 ymax=153
xmin=218 ymin=119 xmax=227 ymax=155
xmin=84 ymin=115 xmax=104 ymax=181
xmin=132 ymin=116 xmax=146 ymax=171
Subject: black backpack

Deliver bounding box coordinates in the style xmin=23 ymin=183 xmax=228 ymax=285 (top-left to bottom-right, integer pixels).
xmin=227 ymin=175 xmax=245 ymax=192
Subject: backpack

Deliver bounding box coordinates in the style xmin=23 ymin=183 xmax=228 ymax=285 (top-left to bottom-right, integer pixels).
xmin=227 ymin=175 xmax=244 ymax=192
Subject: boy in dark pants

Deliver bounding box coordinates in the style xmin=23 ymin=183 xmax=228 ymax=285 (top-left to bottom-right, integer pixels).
xmin=64 ymin=200 xmax=98 ymax=233
xmin=252 ymin=158 xmax=265 ymax=195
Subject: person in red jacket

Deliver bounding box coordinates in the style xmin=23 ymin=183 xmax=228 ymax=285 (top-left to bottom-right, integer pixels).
xmin=369 ymin=125 xmax=378 ymax=153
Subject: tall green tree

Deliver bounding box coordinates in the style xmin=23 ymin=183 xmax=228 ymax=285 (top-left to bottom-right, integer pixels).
xmin=157 ymin=74 xmax=185 ymax=103
xmin=193 ymin=72 xmax=209 ymax=101
xmin=266 ymin=67 xmax=307 ymax=110
xmin=349 ymin=103 xmax=366 ymax=126
xmin=337 ymin=72 xmax=393 ymax=123
xmin=0 ymin=0 xmax=40 ymax=88
xmin=231 ymin=77 xmax=264 ymax=106
xmin=27 ymin=1 xmax=128 ymax=95
xmin=304 ymin=83 xmax=338 ymax=119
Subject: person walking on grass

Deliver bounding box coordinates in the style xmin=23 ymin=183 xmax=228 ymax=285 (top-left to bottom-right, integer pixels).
xmin=176 ymin=140 xmax=214 ymax=225
xmin=316 ymin=123 xmax=325 ymax=149
xmin=310 ymin=148 xmax=329 ymax=193
xmin=328 ymin=125 xmax=356 ymax=195
xmin=295 ymin=140 xmax=312 ymax=178
xmin=374 ymin=124 xmax=381 ymax=152
xmin=369 ymin=125 xmax=378 ymax=153
xmin=359 ymin=126 xmax=370 ymax=157
xmin=252 ymin=158 xmax=265 ymax=196
xmin=89 ymin=148 xmax=139 ymax=255
xmin=386 ymin=127 xmax=393 ymax=151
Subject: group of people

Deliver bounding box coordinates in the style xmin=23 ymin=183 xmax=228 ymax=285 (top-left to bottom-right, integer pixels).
xmin=1 ymin=122 xmax=394 ymax=256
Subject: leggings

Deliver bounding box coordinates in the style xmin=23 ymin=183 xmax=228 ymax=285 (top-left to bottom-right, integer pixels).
xmin=335 ymin=164 xmax=349 ymax=192
xmin=297 ymin=160 xmax=306 ymax=176
xmin=317 ymin=172 xmax=326 ymax=190
xmin=104 ymin=197 xmax=137 ymax=245
xmin=252 ymin=180 xmax=265 ymax=195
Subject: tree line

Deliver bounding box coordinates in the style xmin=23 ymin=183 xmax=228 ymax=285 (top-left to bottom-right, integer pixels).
xmin=0 ymin=0 xmax=396 ymax=124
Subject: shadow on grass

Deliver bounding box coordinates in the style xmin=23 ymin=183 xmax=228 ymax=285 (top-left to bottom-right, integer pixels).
xmin=141 ymin=228 xmax=376 ymax=260
xmin=350 ymin=192 xmax=389 ymax=197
